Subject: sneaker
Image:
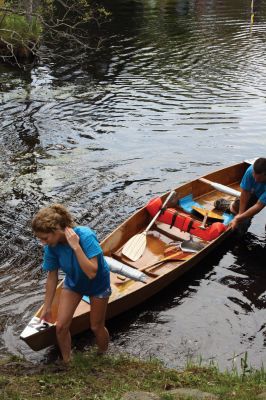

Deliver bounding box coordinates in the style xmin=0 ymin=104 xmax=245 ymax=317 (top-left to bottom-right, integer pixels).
xmin=214 ymin=198 xmax=231 ymax=213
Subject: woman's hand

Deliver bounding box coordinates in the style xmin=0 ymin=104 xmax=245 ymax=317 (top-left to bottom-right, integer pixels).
xmin=40 ymin=307 xmax=52 ymax=323
xmin=42 ymin=270 xmax=58 ymax=323
xmin=65 ymin=227 xmax=98 ymax=279
xmin=65 ymin=227 xmax=80 ymax=251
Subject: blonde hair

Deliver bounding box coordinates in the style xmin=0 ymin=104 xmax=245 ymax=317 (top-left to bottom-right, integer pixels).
xmin=32 ymin=204 xmax=75 ymax=233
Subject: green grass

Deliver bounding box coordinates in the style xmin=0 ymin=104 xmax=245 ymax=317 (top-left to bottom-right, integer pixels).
xmin=0 ymin=351 xmax=266 ymax=399
xmin=0 ymin=12 xmax=41 ymax=45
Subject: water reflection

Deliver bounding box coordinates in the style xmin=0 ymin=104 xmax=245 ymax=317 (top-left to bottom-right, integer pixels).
xmin=106 ymin=224 xmax=266 ymax=370
xmin=0 ymin=0 xmax=266 ymax=369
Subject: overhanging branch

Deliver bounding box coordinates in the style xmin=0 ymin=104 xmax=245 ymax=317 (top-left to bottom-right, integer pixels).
xmin=0 ymin=0 xmax=110 ymax=67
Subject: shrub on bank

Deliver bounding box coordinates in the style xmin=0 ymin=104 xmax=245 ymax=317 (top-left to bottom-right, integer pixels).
xmin=0 ymin=11 xmax=41 ymax=64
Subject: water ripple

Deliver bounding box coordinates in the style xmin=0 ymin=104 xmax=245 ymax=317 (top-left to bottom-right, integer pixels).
xmin=0 ymin=0 xmax=266 ymax=368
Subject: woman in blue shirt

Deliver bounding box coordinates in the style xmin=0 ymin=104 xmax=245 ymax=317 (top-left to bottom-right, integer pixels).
xmin=32 ymin=204 xmax=111 ymax=364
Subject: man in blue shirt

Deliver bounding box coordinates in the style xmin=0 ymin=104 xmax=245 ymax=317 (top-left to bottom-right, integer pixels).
xmin=230 ymin=158 xmax=266 ymax=230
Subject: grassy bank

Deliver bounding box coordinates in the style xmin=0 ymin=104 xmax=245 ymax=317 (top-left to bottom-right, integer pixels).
xmin=0 ymin=350 xmax=266 ymax=399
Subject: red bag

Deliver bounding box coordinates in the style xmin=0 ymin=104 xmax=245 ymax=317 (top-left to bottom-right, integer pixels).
xmin=146 ymin=197 xmax=227 ymax=241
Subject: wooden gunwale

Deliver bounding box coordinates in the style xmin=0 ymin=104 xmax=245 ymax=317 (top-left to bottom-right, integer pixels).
xmin=20 ymin=161 xmax=250 ymax=351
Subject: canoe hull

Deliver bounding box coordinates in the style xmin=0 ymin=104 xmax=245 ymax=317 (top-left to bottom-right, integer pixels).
xmin=21 ymin=160 xmax=251 ymax=351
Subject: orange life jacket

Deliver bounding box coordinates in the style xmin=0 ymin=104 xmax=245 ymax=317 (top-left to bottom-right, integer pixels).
xmin=146 ymin=197 xmax=227 ymax=241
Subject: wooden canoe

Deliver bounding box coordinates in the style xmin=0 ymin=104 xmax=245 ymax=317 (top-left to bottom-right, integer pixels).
xmin=20 ymin=159 xmax=253 ymax=351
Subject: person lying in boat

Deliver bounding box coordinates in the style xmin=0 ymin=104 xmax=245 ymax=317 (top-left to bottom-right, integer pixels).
xmin=215 ymin=157 xmax=266 ymax=231
xmin=32 ymin=204 xmax=111 ymax=364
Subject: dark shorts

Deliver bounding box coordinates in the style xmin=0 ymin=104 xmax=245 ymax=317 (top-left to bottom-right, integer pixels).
xmin=63 ymin=280 xmax=112 ymax=299
xmin=92 ymin=286 xmax=112 ymax=299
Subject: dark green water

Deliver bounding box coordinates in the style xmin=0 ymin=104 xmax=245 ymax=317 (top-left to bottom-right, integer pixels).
xmin=0 ymin=0 xmax=266 ymax=369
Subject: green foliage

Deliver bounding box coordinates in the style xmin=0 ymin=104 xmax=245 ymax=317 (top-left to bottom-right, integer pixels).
xmin=0 ymin=0 xmax=111 ymax=65
xmin=0 ymin=12 xmax=42 ymax=45
xmin=240 ymin=351 xmax=252 ymax=380
xmin=39 ymin=0 xmax=111 ymax=27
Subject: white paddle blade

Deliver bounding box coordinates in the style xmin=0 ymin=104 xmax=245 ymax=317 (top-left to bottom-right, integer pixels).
xmin=121 ymin=232 xmax=147 ymax=261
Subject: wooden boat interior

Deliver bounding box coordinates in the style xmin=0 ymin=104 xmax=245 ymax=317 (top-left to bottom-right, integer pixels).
xmin=100 ymin=162 xmax=247 ymax=297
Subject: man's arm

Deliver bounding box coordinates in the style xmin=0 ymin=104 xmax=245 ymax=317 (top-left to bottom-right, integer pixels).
xmin=231 ymin=200 xmax=265 ymax=230
xmin=238 ymin=189 xmax=252 ymax=214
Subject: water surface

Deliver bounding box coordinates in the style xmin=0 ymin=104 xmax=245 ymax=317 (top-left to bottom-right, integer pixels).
xmin=0 ymin=0 xmax=266 ymax=370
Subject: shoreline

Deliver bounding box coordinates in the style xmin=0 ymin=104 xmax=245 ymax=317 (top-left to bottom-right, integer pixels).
xmin=1 ymin=349 xmax=266 ymax=399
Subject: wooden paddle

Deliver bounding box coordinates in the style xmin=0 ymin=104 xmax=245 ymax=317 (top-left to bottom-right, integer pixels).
xmin=143 ymin=250 xmax=190 ymax=272
xmin=116 ymin=250 xmax=190 ymax=284
xmin=122 ymin=190 xmax=177 ymax=261
xmin=192 ymin=205 xmax=224 ymax=221
xmin=199 ymin=212 xmax=209 ymax=229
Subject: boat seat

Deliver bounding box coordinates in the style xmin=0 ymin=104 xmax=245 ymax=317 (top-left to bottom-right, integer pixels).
xmin=178 ymin=194 xmax=233 ymax=225
xmin=179 ymin=194 xmax=201 ymax=213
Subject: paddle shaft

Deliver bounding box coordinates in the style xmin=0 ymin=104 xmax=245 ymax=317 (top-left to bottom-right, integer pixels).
xmin=199 ymin=178 xmax=241 ymax=198
xmin=199 ymin=211 xmax=209 ymax=229
xmin=143 ymin=251 xmax=189 ymax=272
xmin=121 ymin=190 xmax=177 ymax=261
xmin=116 ymin=253 xmax=187 ymax=284
xmin=144 ymin=190 xmax=176 ymax=233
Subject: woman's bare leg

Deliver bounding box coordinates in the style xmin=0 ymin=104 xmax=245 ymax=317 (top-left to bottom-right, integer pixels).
xmin=89 ymin=296 xmax=109 ymax=353
xmin=56 ymin=289 xmax=82 ymax=363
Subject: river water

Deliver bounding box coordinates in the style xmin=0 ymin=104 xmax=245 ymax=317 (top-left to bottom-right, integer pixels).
xmin=0 ymin=0 xmax=266 ymax=370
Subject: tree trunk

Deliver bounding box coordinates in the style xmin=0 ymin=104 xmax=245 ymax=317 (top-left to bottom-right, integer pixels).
xmin=24 ymin=0 xmax=33 ymax=23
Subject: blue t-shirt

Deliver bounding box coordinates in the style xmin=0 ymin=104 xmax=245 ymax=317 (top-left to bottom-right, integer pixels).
xmin=42 ymin=226 xmax=110 ymax=296
xmin=240 ymin=165 xmax=266 ymax=205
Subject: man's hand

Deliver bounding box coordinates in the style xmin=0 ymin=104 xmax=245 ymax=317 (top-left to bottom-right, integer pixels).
xmin=230 ymin=215 xmax=242 ymax=230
